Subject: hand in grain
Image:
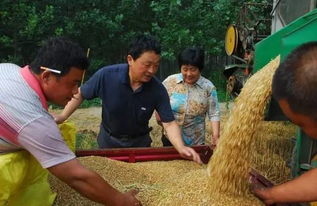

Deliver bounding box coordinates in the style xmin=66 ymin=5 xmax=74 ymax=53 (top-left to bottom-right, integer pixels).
xmin=120 ymin=189 xmax=142 ymax=206
xmin=250 ymin=175 xmax=272 ymax=204
xmin=178 ymin=146 xmax=202 ymax=164
xmin=252 ymin=186 xmax=274 ymax=205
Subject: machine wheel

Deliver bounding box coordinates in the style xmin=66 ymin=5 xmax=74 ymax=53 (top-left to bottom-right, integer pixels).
xmin=225 ymin=25 xmax=239 ymax=56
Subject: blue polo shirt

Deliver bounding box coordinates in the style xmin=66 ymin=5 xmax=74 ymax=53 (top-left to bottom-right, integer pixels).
xmin=80 ymin=63 xmax=175 ymax=136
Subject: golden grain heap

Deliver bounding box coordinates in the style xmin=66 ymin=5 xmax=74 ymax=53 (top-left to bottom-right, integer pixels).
xmin=51 ymin=56 xmax=294 ymax=206
xmin=250 ymin=121 xmax=295 ymax=184
xmin=207 ymin=56 xmax=280 ymax=204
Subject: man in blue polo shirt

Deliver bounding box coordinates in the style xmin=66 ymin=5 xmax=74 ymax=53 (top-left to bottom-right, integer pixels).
xmin=56 ymin=34 xmax=202 ymax=164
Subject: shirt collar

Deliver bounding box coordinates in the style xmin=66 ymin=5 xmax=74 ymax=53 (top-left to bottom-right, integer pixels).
xmin=20 ymin=65 xmax=48 ymax=110
xmin=195 ymin=75 xmax=204 ymax=88
xmin=176 ymin=73 xmax=204 ymax=88
xmin=120 ymin=64 xmax=130 ymax=85
xmin=121 ymin=63 xmax=154 ymax=93
xmin=175 ymin=73 xmax=184 ymax=84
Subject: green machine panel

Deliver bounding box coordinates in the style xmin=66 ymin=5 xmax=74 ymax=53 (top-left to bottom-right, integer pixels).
xmin=254 ymin=9 xmax=317 ymax=72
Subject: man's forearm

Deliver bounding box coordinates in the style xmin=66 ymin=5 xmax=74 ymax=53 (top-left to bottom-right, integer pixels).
xmin=49 ymin=159 xmax=122 ymax=205
xmin=259 ymin=168 xmax=317 ymax=203
xmin=162 ymin=120 xmax=202 ymax=164
xmin=69 ymin=170 xmax=123 ymax=204
xmin=61 ymin=89 xmax=84 ymax=119
xmin=162 ymin=121 xmax=184 ymax=150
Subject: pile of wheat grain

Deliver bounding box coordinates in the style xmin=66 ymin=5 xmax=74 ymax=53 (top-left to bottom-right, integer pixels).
xmin=251 ymin=121 xmax=296 ymax=184
xmin=50 ymin=156 xmax=263 ymax=206
xmin=206 ymin=56 xmax=280 ymax=204
xmin=50 ymin=157 xmax=204 ymax=206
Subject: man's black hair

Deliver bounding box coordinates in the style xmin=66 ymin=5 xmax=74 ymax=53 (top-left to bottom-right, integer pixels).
xmin=178 ymin=47 xmax=204 ymax=71
xmin=127 ymin=34 xmax=161 ymax=60
xmin=272 ymin=41 xmax=317 ymax=119
xmin=30 ymin=37 xmax=89 ymax=75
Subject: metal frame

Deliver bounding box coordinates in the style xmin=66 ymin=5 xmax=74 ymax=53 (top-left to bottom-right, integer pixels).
xmin=76 ymin=145 xmax=213 ymax=164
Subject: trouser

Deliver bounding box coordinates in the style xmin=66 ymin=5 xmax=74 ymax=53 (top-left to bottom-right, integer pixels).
xmin=0 ymin=122 xmax=76 ymax=206
xmin=97 ymin=125 xmax=152 ymax=148
xmin=0 ymin=150 xmax=56 ymax=206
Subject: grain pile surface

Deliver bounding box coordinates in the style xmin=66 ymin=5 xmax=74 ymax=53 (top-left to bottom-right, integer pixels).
xmin=207 ymin=56 xmax=280 ymax=203
xmin=50 ymin=157 xmax=204 ymax=206
xmin=251 ymin=121 xmax=295 ymax=184
xmin=51 ymin=156 xmax=263 ymax=206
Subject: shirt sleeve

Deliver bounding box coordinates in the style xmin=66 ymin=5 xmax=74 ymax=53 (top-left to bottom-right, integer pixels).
xmin=18 ymin=116 xmax=76 ymax=168
xmin=208 ymin=88 xmax=220 ymax=121
xmin=156 ymin=84 xmax=175 ymax=123
xmin=162 ymin=75 xmax=172 ymax=93
xmin=162 ymin=77 xmax=168 ymax=87
xmin=80 ymin=68 xmax=104 ymax=100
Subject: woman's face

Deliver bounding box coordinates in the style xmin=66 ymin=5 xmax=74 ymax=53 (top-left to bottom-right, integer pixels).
xmin=181 ymin=64 xmax=201 ymax=85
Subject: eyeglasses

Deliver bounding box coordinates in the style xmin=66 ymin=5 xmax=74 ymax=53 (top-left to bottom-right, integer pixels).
xmin=40 ymin=66 xmax=61 ymax=74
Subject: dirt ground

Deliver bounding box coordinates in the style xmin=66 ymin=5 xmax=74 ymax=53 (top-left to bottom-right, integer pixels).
xmin=52 ymin=102 xmax=232 ymax=148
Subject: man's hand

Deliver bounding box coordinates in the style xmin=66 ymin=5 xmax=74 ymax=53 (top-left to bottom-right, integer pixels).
xmin=161 ymin=121 xmax=202 ymax=164
xmin=177 ymin=146 xmax=202 ymax=164
xmin=52 ymin=113 xmax=67 ymax=124
xmin=252 ymin=185 xmax=275 ymax=205
xmin=118 ymin=190 xmax=142 ymax=206
xmin=49 ymin=159 xmax=141 ymax=205
xmin=253 ymin=169 xmax=317 ymax=204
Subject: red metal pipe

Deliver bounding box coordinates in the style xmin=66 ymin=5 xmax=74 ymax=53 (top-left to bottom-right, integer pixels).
xmin=76 ymin=145 xmax=213 ymax=164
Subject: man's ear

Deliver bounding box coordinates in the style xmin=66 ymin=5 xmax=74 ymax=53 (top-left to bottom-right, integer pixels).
xmin=40 ymin=70 xmax=52 ymax=83
xmin=127 ymin=55 xmax=134 ymax=66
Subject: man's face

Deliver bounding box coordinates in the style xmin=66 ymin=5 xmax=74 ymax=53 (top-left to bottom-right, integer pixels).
xmin=127 ymin=51 xmax=160 ymax=83
xmin=181 ymin=64 xmax=201 ymax=85
xmin=41 ymin=67 xmax=84 ymax=106
xmin=279 ymin=99 xmax=317 ymax=138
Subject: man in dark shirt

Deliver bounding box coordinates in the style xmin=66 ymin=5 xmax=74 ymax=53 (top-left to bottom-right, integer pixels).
xmin=56 ymin=34 xmax=202 ymax=164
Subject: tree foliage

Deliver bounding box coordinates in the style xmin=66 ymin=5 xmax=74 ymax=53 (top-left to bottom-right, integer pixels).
xmin=0 ymin=0 xmax=272 ymax=71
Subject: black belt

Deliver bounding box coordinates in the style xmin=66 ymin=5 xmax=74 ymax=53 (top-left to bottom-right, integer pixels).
xmin=103 ymin=125 xmax=153 ymax=139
